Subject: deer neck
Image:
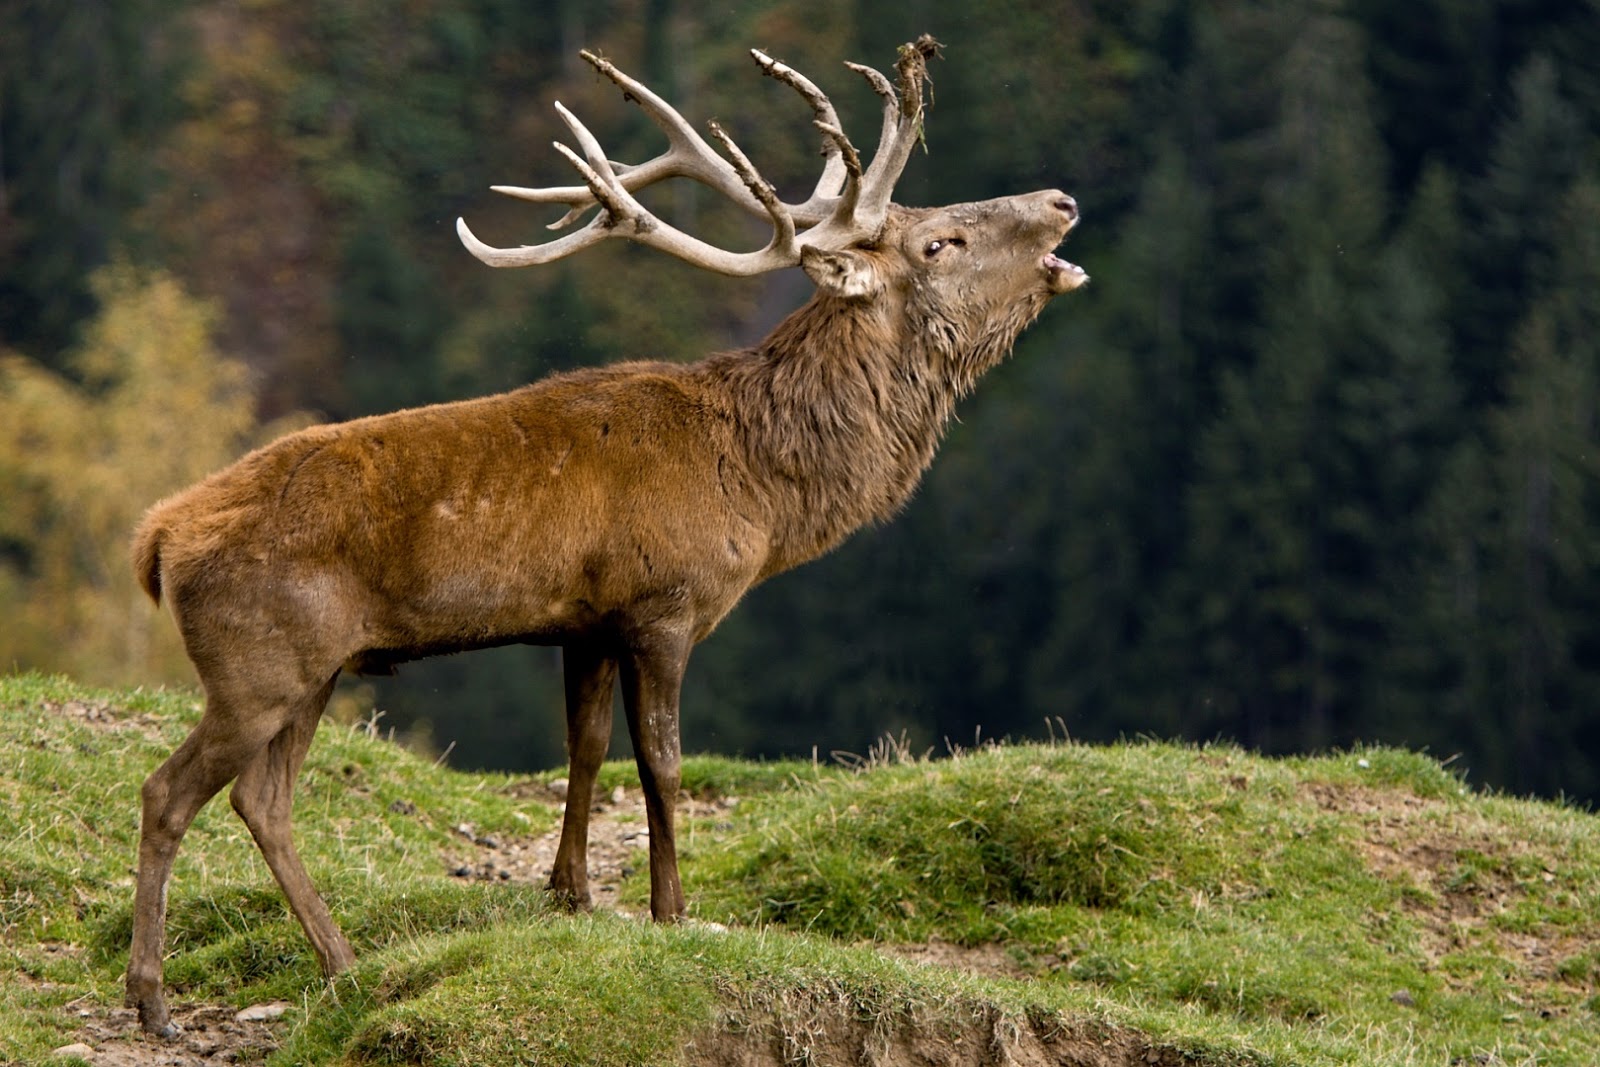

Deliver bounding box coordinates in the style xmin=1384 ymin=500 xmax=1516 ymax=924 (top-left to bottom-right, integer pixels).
xmin=713 ymin=295 xmax=961 ymax=577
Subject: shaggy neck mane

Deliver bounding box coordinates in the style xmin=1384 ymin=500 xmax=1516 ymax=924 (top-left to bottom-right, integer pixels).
xmin=701 ymin=285 xmax=1046 ymax=577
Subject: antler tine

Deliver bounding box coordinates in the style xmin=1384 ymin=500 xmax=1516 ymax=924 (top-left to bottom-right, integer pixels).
xmin=456 ymin=211 xmax=613 ymax=269
xmin=843 ymin=37 xmax=937 ymax=233
xmin=751 ymin=49 xmax=852 ymax=219
xmin=811 ymin=120 xmax=862 ymax=223
xmin=554 ymin=102 xmax=623 ymax=188
xmin=708 ymin=120 xmax=799 ymax=255
xmin=552 ymin=140 xmax=633 ymax=223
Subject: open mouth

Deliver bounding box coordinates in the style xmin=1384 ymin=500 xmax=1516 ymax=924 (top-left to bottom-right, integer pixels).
xmin=1044 ymin=249 xmax=1089 ymax=293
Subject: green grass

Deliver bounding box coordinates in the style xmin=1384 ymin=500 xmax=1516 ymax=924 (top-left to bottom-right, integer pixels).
xmin=3 ymin=670 xmax=1598 ymax=1065
xmin=686 ymin=742 xmax=1600 ymax=1064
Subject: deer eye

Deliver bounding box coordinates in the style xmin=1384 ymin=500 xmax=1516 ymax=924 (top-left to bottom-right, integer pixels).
xmin=924 ymin=237 xmax=965 ymax=258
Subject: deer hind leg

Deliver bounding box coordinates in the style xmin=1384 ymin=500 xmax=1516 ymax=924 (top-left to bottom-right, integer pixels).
xmin=228 ymin=673 xmax=354 ymax=977
xmin=126 ymin=685 xmax=304 ymax=1037
xmin=549 ymin=639 xmax=618 ymax=909
xmin=619 ymin=627 xmax=690 ymax=922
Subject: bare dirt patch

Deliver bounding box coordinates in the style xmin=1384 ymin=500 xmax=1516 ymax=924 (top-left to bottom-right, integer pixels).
xmin=442 ymin=780 xmax=739 ymax=916
xmin=39 ymin=697 xmax=171 ymax=745
xmin=51 ymin=1003 xmax=285 ymax=1066
xmin=880 ymin=937 xmax=1032 ymax=981
xmin=1303 ymin=779 xmax=1593 ymax=1012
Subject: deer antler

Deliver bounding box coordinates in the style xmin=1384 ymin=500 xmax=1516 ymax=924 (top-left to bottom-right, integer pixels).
xmin=455 ymin=38 xmax=937 ymax=276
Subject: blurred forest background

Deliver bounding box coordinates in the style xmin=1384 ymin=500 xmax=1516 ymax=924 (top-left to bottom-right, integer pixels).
xmin=4 ymin=0 xmax=1600 ymax=801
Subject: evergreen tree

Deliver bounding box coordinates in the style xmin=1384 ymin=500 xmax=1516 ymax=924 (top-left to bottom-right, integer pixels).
xmin=1465 ymin=54 xmax=1586 ymax=405
xmin=1160 ymin=3 xmax=1395 ymax=753
xmin=0 ymin=0 xmax=187 ymax=362
xmin=1415 ymin=176 xmax=1600 ymax=797
xmin=1024 ymin=138 xmax=1213 ymax=741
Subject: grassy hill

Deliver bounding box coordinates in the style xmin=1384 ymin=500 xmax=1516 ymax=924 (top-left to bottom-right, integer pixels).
xmin=3 ymin=672 xmax=1597 ymax=1065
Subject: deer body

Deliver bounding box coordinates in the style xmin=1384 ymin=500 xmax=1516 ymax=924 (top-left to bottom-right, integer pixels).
xmin=126 ymin=38 xmax=1086 ymax=1037
xmin=140 ymin=365 xmax=768 ymax=663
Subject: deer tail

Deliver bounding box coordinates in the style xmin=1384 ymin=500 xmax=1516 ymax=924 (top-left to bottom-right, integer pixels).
xmin=131 ymin=514 xmax=166 ymax=606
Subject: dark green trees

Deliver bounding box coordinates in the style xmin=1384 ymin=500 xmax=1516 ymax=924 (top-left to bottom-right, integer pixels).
xmin=7 ymin=0 xmax=1600 ymax=797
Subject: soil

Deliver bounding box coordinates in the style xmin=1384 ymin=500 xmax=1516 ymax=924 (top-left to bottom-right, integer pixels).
xmin=51 ymin=1004 xmax=286 ymax=1067
xmin=438 ymin=779 xmax=739 ymax=918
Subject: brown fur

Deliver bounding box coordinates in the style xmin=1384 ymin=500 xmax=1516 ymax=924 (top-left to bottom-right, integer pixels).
xmin=125 ymin=191 xmax=1085 ymax=1036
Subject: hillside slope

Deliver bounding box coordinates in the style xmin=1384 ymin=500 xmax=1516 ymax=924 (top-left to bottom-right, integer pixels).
xmin=3 ymin=673 xmax=1596 ymax=1065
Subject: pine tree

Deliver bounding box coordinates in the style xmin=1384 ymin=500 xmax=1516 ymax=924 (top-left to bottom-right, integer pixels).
xmin=1161 ymin=3 xmax=1399 ymax=753
xmin=1465 ymin=54 xmax=1586 ymax=405
xmin=0 ymin=0 xmax=185 ymax=362
xmin=1416 ymin=176 xmax=1600 ymax=796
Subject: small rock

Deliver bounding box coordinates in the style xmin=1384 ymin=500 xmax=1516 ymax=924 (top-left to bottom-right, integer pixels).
xmin=234 ymin=1001 xmax=291 ymax=1022
xmin=548 ymin=777 xmax=569 ymax=799
xmin=610 ymin=785 xmax=626 ymax=805
xmin=451 ymin=865 xmax=474 ymax=878
xmin=387 ymin=799 xmax=417 ymax=815
xmin=52 ymin=1043 xmax=95 ymax=1061
xmin=1390 ymin=989 xmax=1416 ymax=1008
xmin=452 ymin=822 xmax=477 ymax=839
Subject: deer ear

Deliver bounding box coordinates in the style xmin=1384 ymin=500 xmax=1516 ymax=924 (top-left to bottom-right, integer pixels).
xmin=801 ymin=246 xmax=884 ymax=299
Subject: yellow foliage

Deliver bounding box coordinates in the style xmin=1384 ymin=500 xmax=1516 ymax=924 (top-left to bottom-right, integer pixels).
xmin=0 ymin=262 xmax=303 ymax=685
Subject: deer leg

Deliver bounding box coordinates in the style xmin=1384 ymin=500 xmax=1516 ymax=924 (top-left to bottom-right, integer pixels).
xmin=228 ymin=674 xmax=354 ymax=977
xmin=619 ymin=628 xmax=690 ymax=921
xmin=126 ymin=696 xmax=294 ymax=1037
xmin=549 ymin=640 xmax=617 ymax=909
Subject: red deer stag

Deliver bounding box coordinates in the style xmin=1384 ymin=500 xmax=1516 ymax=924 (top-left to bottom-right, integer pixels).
xmin=126 ymin=36 xmax=1086 ymax=1036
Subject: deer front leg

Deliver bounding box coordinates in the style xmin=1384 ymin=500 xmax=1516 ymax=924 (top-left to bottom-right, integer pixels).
xmin=549 ymin=640 xmax=618 ymax=909
xmin=618 ymin=627 xmax=690 ymax=921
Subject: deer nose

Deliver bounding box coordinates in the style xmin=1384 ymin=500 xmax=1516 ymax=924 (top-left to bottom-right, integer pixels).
xmin=1053 ymin=195 xmax=1079 ymax=223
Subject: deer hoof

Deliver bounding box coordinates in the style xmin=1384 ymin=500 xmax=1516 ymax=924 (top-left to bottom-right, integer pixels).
xmin=137 ymin=1008 xmax=181 ymax=1040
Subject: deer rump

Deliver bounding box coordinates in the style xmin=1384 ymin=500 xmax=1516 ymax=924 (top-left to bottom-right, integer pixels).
xmin=123 ymin=34 xmax=1088 ymax=1039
